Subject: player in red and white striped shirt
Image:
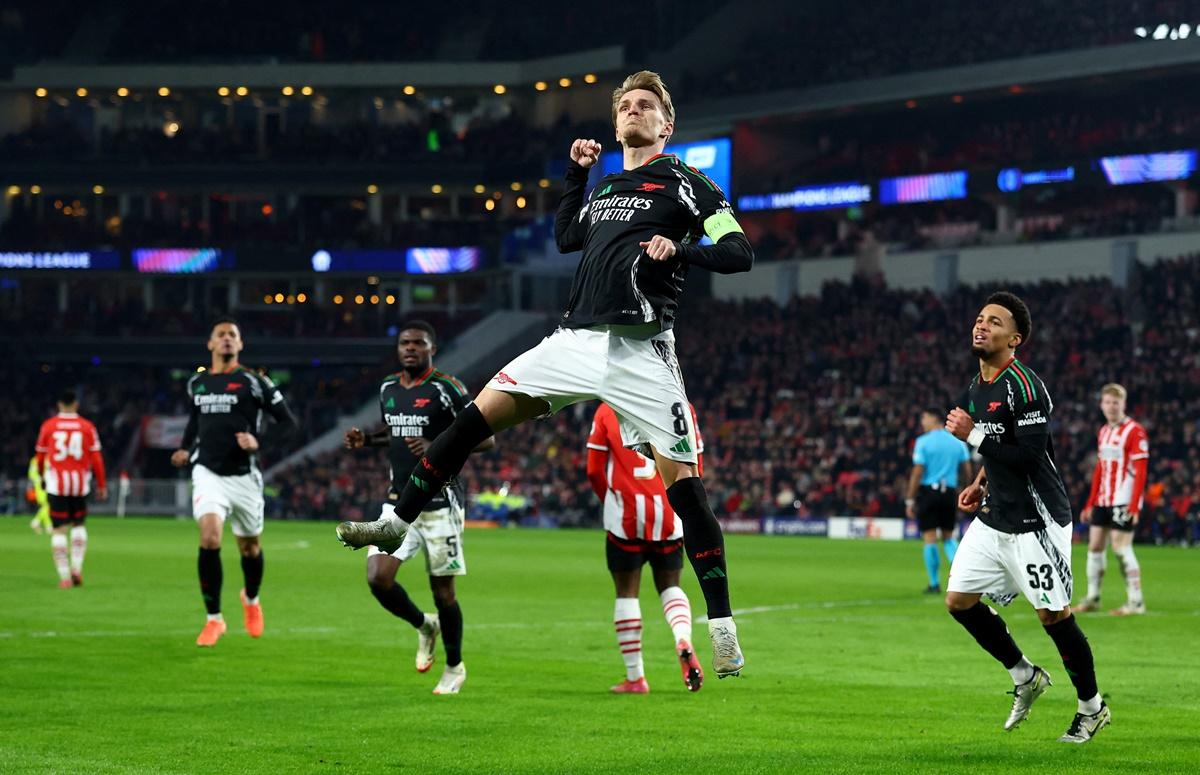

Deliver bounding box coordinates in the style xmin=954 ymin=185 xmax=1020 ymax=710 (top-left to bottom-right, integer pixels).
xmin=34 ymin=390 xmax=107 ymax=588
xmin=587 ymin=401 xmax=705 ymax=693
xmin=1078 ymin=383 xmax=1148 ymax=615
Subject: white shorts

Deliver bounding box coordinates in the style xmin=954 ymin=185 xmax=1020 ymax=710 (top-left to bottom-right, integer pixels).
xmin=367 ymin=502 xmax=466 ymax=577
xmin=191 ymin=464 xmax=264 ymax=538
xmin=947 ymin=518 xmax=1074 ymax=611
xmin=486 ymin=326 xmax=699 ymax=463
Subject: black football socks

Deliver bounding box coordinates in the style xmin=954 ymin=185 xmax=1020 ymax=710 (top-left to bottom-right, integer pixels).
xmin=240 ymin=551 xmax=264 ymax=600
xmin=198 ymin=547 xmax=223 ymax=615
xmin=393 ymin=403 xmax=493 ymax=522
xmin=666 ymin=478 xmax=732 ymax=619
xmin=1044 ymin=614 xmax=1100 ymax=701
xmin=950 ymin=602 xmax=1024 ymax=670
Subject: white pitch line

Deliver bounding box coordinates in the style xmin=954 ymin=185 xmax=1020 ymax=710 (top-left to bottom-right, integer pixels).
xmin=5 ymin=599 xmax=1182 ymax=639
xmin=0 ymin=599 xmax=907 ymax=639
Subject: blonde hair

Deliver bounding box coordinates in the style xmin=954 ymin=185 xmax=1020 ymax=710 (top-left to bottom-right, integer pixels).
xmin=1101 ymin=383 xmax=1127 ymax=400
xmin=611 ymin=70 xmax=675 ymax=127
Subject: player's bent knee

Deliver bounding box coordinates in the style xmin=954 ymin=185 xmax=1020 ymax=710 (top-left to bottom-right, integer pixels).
xmin=367 ymin=573 xmax=393 ymax=594
xmin=945 ymin=591 xmax=978 ymax=612
xmin=473 ymin=388 xmax=547 ymax=433
xmin=1037 ymin=607 xmax=1071 ymax=625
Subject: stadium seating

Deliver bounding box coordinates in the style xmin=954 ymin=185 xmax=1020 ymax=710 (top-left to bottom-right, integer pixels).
xmin=258 ymin=256 xmax=1200 ymax=534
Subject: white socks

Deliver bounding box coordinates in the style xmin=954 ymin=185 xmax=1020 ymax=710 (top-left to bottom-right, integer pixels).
xmin=1085 ymin=550 xmax=1106 ymax=601
xmin=1114 ymin=545 xmax=1143 ymax=606
xmin=69 ymin=526 xmax=87 ymax=575
xmin=51 ymin=533 xmax=70 ymax=581
xmin=1008 ymin=655 xmax=1035 ymax=685
xmin=614 ymin=598 xmax=643 ymax=681
xmin=1079 ymin=692 xmax=1103 ymax=715
xmin=659 ymin=586 xmax=693 ymax=644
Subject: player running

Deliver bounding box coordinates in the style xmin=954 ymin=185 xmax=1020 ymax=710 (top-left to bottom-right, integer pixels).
xmin=34 ymin=390 xmax=106 ymax=587
xmin=944 ymin=291 xmax=1110 ymax=744
xmin=336 ymin=71 xmax=753 ymax=678
xmin=343 ymin=321 xmax=493 ymax=695
xmin=587 ymin=401 xmax=704 ymax=694
xmin=171 ymin=317 xmax=297 ymax=647
xmin=1078 ymin=383 xmax=1149 ymax=615
xmin=27 ymin=454 xmax=51 ymax=534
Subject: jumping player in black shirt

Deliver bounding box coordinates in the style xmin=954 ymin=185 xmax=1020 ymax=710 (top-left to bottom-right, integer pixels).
xmin=171 ymin=317 xmax=297 ymax=647
xmin=343 ymin=321 xmax=493 ymax=694
xmin=944 ymin=292 xmax=1109 ymax=743
xmin=337 ymin=71 xmax=751 ymax=678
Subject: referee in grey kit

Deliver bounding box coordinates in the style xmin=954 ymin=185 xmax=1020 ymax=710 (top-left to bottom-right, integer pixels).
xmin=906 ymin=408 xmax=971 ymax=593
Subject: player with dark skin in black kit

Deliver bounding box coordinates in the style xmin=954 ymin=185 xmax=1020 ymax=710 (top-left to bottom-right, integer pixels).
xmin=344 ymin=322 xmax=493 ymax=694
xmin=943 ymin=292 xmax=1110 ymax=743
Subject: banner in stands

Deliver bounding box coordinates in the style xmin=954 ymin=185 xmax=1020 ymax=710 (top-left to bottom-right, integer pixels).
xmin=0 ymin=250 xmax=121 ymax=270
xmin=762 ymin=517 xmax=830 ymax=536
xmin=738 ymin=183 xmax=871 ymax=212
xmin=827 ymin=516 xmax=906 ymax=541
xmin=878 ymin=171 xmax=968 ymax=205
xmin=311 ymin=248 xmax=481 ymax=273
xmin=1098 ymin=149 xmax=1197 ymax=185
xmin=133 ymin=248 xmax=232 ymax=273
xmin=718 ymin=517 xmax=764 ymax=534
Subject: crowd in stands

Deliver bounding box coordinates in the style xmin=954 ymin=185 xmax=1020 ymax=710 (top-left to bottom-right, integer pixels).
xmin=0 ymin=191 xmax=536 ymax=256
xmin=98 ymin=1 xmax=721 ymax=64
xmin=0 ymin=105 xmax=610 ymax=171
xmin=737 ymin=77 xmax=1200 ymax=191
xmin=684 ymin=0 xmax=1163 ymax=102
xmin=260 ymin=255 xmax=1200 ymax=545
xmin=6 ymin=256 xmax=1198 ymax=543
xmin=0 ymin=284 xmax=482 ymax=340
xmin=743 ymin=188 xmax=1181 ymax=262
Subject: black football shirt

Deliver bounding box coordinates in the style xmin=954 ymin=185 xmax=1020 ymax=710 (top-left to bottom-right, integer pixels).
xmin=379 ymin=367 xmax=470 ymax=510
xmin=956 ymin=358 xmax=1072 ymax=534
xmin=555 ymin=153 xmax=744 ymax=330
xmin=182 ymin=366 xmax=296 ymax=476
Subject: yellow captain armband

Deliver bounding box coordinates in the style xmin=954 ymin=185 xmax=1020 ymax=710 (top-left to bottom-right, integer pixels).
xmin=703 ymin=211 xmax=744 ymax=242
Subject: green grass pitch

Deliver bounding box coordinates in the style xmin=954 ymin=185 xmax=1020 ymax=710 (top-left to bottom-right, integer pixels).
xmin=1 ymin=517 xmax=1196 ymax=774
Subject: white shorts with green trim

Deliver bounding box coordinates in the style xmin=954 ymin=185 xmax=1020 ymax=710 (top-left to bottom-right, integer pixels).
xmin=368 ymin=500 xmax=466 ymax=577
xmin=191 ymin=464 xmax=264 ymax=538
xmin=947 ymin=518 xmax=1074 ymax=610
xmin=485 ymin=326 xmax=699 ymax=463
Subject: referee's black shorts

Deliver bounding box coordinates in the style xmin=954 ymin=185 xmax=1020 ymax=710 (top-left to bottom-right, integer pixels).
xmin=916 ymin=486 xmax=957 ymax=533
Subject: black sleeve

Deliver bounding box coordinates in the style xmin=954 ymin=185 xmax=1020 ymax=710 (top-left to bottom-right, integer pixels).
xmin=180 ymin=378 xmax=199 ymax=449
xmin=258 ymin=374 xmax=298 ymax=435
xmin=449 ymin=383 xmax=471 ymax=414
xmin=675 ymin=232 xmax=754 ymax=274
xmin=554 ymin=161 xmax=592 ymax=253
xmin=675 ymin=170 xmax=753 ymax=273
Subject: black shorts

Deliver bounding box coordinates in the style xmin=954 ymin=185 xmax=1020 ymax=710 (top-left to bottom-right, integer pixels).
xmin=916 ymin=487 xmax=957 ymax=533
xmin=48 ymin=494 xmax=87 ymax=527
xmin=1091 ymin=506 xmax=1136 ymax=532
xmin=605 ymin=532 xmax=684 ymax=573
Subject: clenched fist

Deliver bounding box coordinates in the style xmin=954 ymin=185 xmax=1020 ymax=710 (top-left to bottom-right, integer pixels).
xmin=570 ymin=139 xmax=602 ymax=168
